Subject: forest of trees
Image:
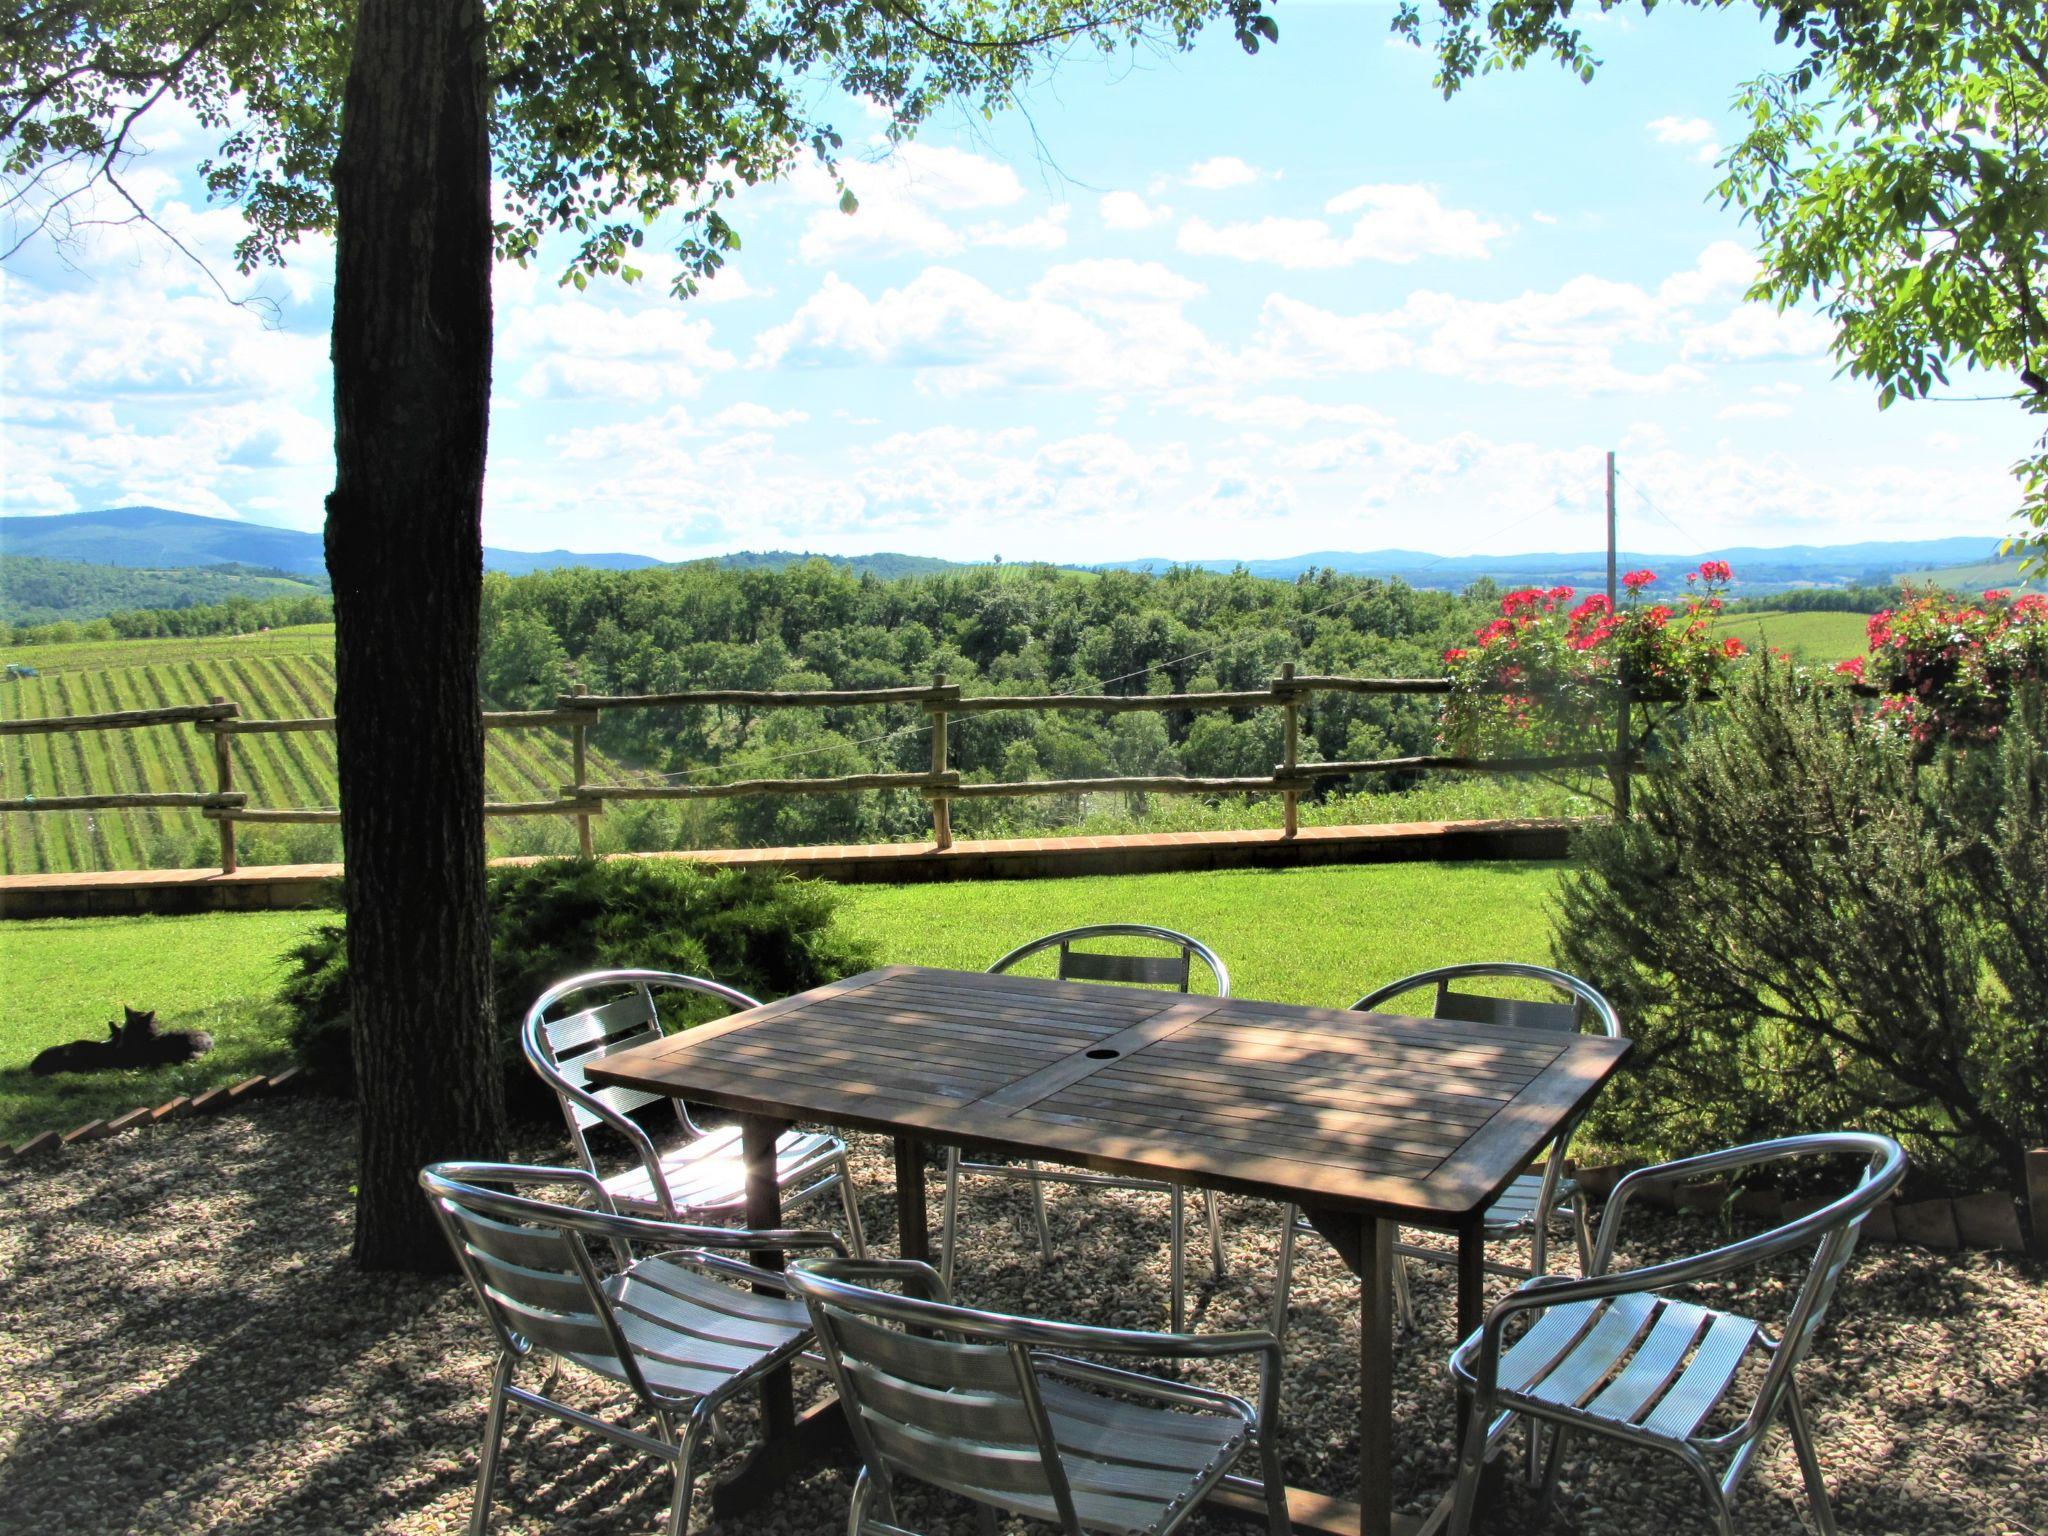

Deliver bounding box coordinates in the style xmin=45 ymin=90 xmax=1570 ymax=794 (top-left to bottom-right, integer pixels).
xmin=0 ymin=555 xmax=327 ymax=630
xmin=478 ymin=559 xmax=1517 ymax=849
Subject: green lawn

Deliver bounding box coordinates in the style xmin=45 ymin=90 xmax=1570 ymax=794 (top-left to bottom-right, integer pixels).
xmin=0 ymin=860 xmax=1567 ymax=1142
xmin=0 ymin=909 xmax=333 ymax=1141
xmin=834 ymin=861 xmax=1565 ymax=1011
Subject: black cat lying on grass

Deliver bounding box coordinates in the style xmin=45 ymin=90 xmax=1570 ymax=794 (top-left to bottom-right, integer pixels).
xmin=29 ymin=1007 xmax=214 ymax=1075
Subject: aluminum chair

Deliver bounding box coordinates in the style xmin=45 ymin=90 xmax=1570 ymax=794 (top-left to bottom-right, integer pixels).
xmin=1269 ymin=962 xmax=1621 ymax=1338
xmin=420 ymin=1161 xmax=849 ymax=1536
xmin=523 ymin=969 xmax=867 ymax=1255
xmin=1439 ymin=1131 xmax=1908 ymax=1536
xmin=938 ymin=925 xmax=1230 ymax=1331
xmin=789 ymin=1256 xmax=1292 ymax=1536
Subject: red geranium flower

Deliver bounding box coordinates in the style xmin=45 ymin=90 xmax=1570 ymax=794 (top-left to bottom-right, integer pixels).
xmin=1722 ymin=637 xmax=1747 ymax=659
xmin=1695 ymin=559 xmax=1732 ymax=584
xmin=1834 ymin=656 xmax=1866 ymax=680
xmin=1622 ymin=569 xmax=1656 ymax=591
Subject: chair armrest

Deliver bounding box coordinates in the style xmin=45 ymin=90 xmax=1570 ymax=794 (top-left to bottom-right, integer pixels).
xmin=1031 ymin=1353 xmax=1260 ymax=1425
xmin=791 ymin=1256 xmax=954 ymax=1304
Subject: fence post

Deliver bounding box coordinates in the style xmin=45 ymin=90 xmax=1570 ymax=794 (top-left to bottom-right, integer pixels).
xmin=209 ymin=696 xmax=237 ymax=874
xmin=929 ymin=671 xmax=952 ymax=851
xmin=570 ymin=683 xmax=594 ymax=858
xmin=1611 ymin=680 xmax=1632 ymax=821
xmin=1279 ymin=662 xmax=1300 ymax=838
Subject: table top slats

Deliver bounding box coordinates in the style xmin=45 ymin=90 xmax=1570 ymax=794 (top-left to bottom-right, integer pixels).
xmin=585 ymin=964 xmax=1629 ymax=1221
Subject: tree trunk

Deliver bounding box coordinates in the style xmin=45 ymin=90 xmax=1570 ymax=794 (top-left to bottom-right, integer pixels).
xmin=327 ymin=0 xmax=505 ymax=1270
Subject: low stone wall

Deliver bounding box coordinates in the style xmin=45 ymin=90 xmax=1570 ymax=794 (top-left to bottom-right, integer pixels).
xmin=0 ymin=817 xmax=1578 ymax=918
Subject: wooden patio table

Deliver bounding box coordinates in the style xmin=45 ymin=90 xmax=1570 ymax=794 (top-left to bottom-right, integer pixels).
xmin=585 ymin=963 xmax=1629 ymax=1536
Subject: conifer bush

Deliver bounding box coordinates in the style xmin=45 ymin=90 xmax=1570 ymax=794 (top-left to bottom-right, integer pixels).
xmin=1556 ymin=662 xmax=2048 ymax=1205
xmin=283 ymin=858 xmax=873 ymax=1119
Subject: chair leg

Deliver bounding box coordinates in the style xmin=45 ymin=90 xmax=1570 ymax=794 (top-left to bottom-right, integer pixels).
xmin=846 ymin=1469 xmax=874 ymax=1536
xmin=1169 ymin=1185 xmax=1187 ymax=1333
xmin=1392 ymin=1250 xmax=1416 ymax=1331
xmin=1025 ymin=1160 xmax=1053 ymax=1260
xmin=1534 ymin=1423 xmax=1572 ymax=1519
xmin=836 ymin=1157 xmax=870 ymax=1260
xmin=1572 ymin=1195 xmax=1595 ymax=1276
xmin=939 ymin=1146 xmax=963 ymax=1292
xmin=664 ymin=1409 xmax=709 ymax=1536
xmin=1204 ymin=1188 xmax=1226 ymax=1278
xmin=1257 ymin=1432 xmax=1292 ymax=1536
xmin=1270 ymin=1206 xmax=1298 ymax=1341
xmin=1784 ymin=1377 xmax=1838 ymax=1536
xmin=1444 ymin=1394 xmax=1494 ymax=1536
xmin=469 ymin=1353 xmax=516 ymax=1536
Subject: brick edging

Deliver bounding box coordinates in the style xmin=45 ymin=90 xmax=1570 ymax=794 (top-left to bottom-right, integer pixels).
xmin=1573 ymin=1154 xmax=2048 ymax=1258
xmin=2 ymin=1066 xmax=308 ymax=1162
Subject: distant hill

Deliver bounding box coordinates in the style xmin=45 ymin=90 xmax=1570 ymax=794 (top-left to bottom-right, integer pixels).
xmin=0 ymin=506 xmax=667 ymax=580
xmin=707 ymin=549 xmax=969 ymax=579
xmin=1096 ymin=535 xmax=2010 ymax=593
xmin=0 ymin=554 xmax=324 ymax=626
xmin=1894 ymin=554 xmax=2035 ymax=591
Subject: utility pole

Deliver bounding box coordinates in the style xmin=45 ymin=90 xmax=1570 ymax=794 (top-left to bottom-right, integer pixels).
xmin=1605 ymin=450 xmax=1630 ymax=820
xmin=1605 ymin=450 xmax=1617 ymax=609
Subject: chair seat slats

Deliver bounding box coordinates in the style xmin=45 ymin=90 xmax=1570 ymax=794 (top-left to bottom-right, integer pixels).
xmin=1521 ymin=1291 xmax=1660 ymax=1409
xmin=1637 ymin=1312 xmax=1760 ymax=1440
xmin=1583 ymin=1300 xmax=1713 ymax=1424
xmin=613 ymin=1259 xmax=813 ymax=1338
xmin=554 ymin=1346 xmax=736 ymax=1402
xmin=608 ymin=1299 xmax=796 ymax=1375
xmin=1479 ymin=1171 xmax=1575 ymax=1232
xmin=1039 ymin=1378 xmax=1246 ymax=1470
xmin=1495 ymin=1299 xmax=1607 ymax=1396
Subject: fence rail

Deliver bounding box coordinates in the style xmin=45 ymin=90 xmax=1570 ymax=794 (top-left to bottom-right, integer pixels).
xmin=1 ymin=670 xmax=1634 ymax=873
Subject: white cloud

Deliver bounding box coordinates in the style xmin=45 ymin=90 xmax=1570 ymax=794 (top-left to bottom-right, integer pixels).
xmin=1680 ymin=305 xmax=1835 ymax=363
xmin=1179 ymin=184 xmax=1503 ymax=268
xmin=752 ymin=261 xmax=1219 ymax=396
xmin=1099 ymin=191 xmax=1175 ymax=232
xmin=1183 ymin=156 xmax=1268 ymax=191
xmin=1715 ymin=400 xmax=1795 ymax=420
xmin=794 ymin=144 xmax=1028 ymax=263
xmin=970 ymin=205 xmax=1071 ymax=251
xmin=502 ymin=301 xmax=735 ymax=402
xmin=1647 ymin=115 xmax=1721 ymax=165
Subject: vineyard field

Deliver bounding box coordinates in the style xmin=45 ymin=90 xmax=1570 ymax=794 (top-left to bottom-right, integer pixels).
xmin=1711 ymin=609 xmax=1871 ymax=664
xmin=0 ymin=626 xmax=646 ymax=875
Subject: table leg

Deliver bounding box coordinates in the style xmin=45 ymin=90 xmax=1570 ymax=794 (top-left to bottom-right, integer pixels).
xmin=710 ymin=1114 xmax=849 ymax=1516
xmin=893 ymin=1135 xmax=930 ymax=1265
xmin=1455 ymin=1220 xmax=1505 ymax=1515
xmin=1358 ymin=1215 xmax=1395 ymax=1536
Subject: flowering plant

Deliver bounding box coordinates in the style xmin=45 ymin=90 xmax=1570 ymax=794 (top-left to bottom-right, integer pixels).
xmin=1835 ymin=587 xmax=2048 ymax=744
xmin=1440 ymin=561 xmax=1745 ymax=756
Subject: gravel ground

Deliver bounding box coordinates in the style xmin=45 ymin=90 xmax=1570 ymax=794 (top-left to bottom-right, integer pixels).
xmin=2 ymin=1099 xmax=2043 ymax=1536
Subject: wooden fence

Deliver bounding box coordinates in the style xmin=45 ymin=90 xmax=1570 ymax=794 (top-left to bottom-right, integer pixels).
xmin=0 ymin=670 xmax=1628 ymax=873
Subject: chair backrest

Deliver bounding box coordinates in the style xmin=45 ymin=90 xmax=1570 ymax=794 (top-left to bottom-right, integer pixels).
xmin=989 ymin=924 xmax=1230 ymax=997
xmin=789 ymin=1260 xmax=1085 ymax=1533
xmin=1353 ymin=961 xmax=1620 ymax=1038
xmin=1648 ymin=1134 xmax=1907 ymax=1436
xmin=420 ymin=1161 xmax=654 ymax=1404
xmin=522 ymin=969 xmax=761 ymax=1156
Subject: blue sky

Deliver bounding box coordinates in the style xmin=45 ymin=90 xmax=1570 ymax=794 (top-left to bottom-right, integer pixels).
xmin=1 ymin=1 xmax=2028 ymax=564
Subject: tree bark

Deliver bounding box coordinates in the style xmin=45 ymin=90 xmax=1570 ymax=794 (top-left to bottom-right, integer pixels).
xmin=327 ymin=0 xmax=505 ymax=1270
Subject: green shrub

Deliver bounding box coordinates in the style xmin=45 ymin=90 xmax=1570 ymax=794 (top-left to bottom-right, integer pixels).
xmin=283 ymin=857 xmax=875 ymax=1120
xmin=1555 ymin=663 xmax=2048 ymax=1204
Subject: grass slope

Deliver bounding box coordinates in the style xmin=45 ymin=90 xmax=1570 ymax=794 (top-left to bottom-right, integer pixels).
xmin=835 ymin=861 xmax=1565 ymax=1011
xmin=0 ymin=625 xmax=644 ymax=874
xmin=1712 ymin=608 xmax=1871 ymax=664
xmin=0 ymin=909 xmax=333 ymax=1141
